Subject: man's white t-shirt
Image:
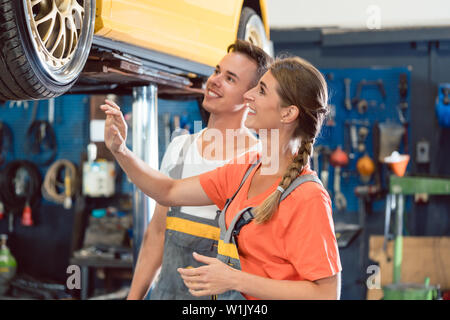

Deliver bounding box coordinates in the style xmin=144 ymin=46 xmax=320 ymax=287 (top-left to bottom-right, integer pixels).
xmin=160 ymin=128 xmax=261 ymax=220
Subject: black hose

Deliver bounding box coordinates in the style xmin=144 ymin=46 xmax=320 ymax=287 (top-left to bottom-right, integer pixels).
xmin=0 ymin=160 xmax=41 ymax=212
xmin=24 ymin=120 xmax=57 ymax=166
xmin=0 ymin=121 xmax=13 ymax=167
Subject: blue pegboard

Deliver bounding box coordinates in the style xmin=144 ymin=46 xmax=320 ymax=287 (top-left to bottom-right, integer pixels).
xmin=118 ymin=95 xmax=203 ymax=164
xmin=315 ymin=66 xmax=412 ymax=214
xmin=117 ymin=96 xmax=203 ymax=193
xmin=0 ymin=95 xmax=90 ymax=174
xmin=0 ymin=95 xmax=203 ymax=198
xmin=155 ymin=98 xmax=203 ymax=161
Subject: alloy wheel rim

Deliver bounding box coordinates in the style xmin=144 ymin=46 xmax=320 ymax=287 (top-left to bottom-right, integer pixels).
xmin=24 ymin=0 xmax=92 ymax=83
xmin=244 ymin=14 xmax=272 ymax=56
xmin=244 ymin=15 xmax=265 ymax=49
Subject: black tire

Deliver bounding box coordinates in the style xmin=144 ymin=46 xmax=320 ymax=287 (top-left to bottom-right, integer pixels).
xmin=0 ymin=0 xmax=95 ymax=101
xmin=237 ymin=7 xmax=273 ymax=57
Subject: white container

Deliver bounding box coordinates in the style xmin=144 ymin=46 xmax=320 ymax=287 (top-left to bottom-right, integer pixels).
xmin=82 ymin=161 xmax=115 ymax=197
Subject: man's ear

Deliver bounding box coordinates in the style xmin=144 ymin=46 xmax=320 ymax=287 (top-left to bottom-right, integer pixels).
xmin=280 ymin=105 xmax=300 ymax=124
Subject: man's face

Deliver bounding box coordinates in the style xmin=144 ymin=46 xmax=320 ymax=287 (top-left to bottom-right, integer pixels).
xmin=202 ymin=52 xmax=258 ymax=115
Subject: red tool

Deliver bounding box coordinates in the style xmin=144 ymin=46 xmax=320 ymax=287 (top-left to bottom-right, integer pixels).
xmin=21 ymin=202 xmax=33 ymax=226
xmin=330 ymin=146 xmax=349 ymax=167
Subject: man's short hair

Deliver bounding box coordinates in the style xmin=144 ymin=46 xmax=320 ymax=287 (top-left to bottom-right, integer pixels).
xmin=227 ymin=40 xmax=273 ymax=88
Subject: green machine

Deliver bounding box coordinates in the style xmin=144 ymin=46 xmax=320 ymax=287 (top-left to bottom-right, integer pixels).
xmin=0 ymin=234 xmax=17 ymax=295
xmin=382 ymin=175 xmax=450 ymax=300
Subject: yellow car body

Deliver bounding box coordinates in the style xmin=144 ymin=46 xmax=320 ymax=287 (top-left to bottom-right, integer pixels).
xmin=0 ymin=0 xmax=271 ymax=100
xmin=94 ymin=0 xmax=270 ymax=68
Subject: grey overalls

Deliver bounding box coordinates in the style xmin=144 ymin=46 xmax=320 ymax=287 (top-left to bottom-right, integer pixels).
xmin=214 ymin=158 xmax=323 ymax=300
xmin=151 ymin=135 xmax=222 ymax=300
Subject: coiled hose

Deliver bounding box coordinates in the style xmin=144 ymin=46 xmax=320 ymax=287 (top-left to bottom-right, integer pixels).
xmin=42 ymin=159 xmax=78 ymax=208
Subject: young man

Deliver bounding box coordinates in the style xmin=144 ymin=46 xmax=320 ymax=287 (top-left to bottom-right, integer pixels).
xmin=126 ymin=40 xmax=272 ymax=300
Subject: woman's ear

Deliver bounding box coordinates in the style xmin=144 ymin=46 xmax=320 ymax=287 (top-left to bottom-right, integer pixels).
xmin=280 ymin=105 xmax=300 ymax=124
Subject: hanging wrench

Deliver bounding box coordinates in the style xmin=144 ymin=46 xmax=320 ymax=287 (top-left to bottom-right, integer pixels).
xmin=330 ymin=146 xmax=349 ymax=212
xmin=8 ymin=100 xmax=29 ymax=109
xmin=344 ymin=78 xmax=352 ymax=111
xmin=334 ymin=165 xmax=347 ymax=211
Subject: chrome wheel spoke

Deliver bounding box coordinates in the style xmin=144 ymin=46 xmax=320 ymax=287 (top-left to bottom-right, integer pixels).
xmin=31 ymin=0 xmax=44 ymax=6
xmin=34 ymin=3 xmax=57 ymax=26
xmin=41 ymin=11 xmax=57 ymax=44
xmin=67 ymin=15 xmax=81 ymax=56
xmin=71 ymin=0 xmax=85 ymax=22
xmin=66 ymin=18 xmax=78 ymax=56
xmin=49 ymin=14 xmax=65 ymax=55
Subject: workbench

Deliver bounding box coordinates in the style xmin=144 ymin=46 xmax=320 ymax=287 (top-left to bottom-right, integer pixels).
xmin=69 ymin=256 xmax=132 ymax=300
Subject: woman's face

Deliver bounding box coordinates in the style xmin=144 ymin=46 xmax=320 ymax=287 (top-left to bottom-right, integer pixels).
xmin=243 ymin=71 xmax=285 ymax=132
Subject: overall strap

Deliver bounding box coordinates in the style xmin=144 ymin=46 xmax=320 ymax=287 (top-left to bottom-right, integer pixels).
xmin=280 ymin=174 xmax=323 ymax=202
xmin=217 ymin=206 xmax=253 ymax=263
xmin=228 ymin=158 xmax=262 ymax=204
xmin=222 ymin=207 xmax=253 ymax=243
xmin=218 ymin=157 xmax=261 ymax=231
xmin=166 ymin=133 xmax=196 ymax=215
xmin=167 ymin=133 xmax=196 ymax=180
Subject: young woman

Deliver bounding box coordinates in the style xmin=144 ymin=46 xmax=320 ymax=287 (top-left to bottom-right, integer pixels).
xmin=101 ymin=56 xmax=342 ymax=300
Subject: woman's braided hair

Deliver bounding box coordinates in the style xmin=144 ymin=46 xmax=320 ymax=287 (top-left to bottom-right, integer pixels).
xmin=253 ymin=57 xmax=329 ymax=224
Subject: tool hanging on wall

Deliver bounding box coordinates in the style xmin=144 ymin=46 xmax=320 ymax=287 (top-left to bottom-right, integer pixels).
xmin=344 ymin=122 xmax=354 ymax=160
xmin=24 ymin=100 xmax=58 ymax=166
xmin=344 ymin=119 xmax=370 ymax=158
xmin=357 ymin=126 xmax=370 ymax=153
xmin=356 ymin=153 xmax=376 ymax=183
xmin=351 ymin=79 xmax=387 ymax=114
xmin=8 ymin=100 xmax=29 ymax=110
xmin=350 ymin=124 xmax=358 ymax=155
xmin=0 ymin=121 xmax=13 ymax=167
xmin=0 ymin=160 xmax=41 ymax=228
xmin=435 ymin=84 xmax=450 ymax=128
xmin=330 ymin=146 xmax=349 ymax=212
xmin=325 ymin=104 xmax=336 ymax=126
xmin=343 ymin=78 xmax=352 ymax=111
xmin=42 ymin=160 xmax=79 ymax=209
xmin=397 ymin=73 xmax=409 ymax=154
xmin=171 ymin=114 xmax=189 ymax=140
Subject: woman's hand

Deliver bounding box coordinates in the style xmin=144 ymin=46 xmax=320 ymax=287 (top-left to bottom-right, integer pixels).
xmin=179 ymin=253 xmax=341 ymax=300
xmin=177 ymin=252 xmax=238 ymax=297
xmin=100 ymin=99 xmax=127 ymax=154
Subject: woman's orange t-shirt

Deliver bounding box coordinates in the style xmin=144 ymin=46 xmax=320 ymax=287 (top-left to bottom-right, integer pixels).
xmin=199 ymin=152 xmax=342 ymax=300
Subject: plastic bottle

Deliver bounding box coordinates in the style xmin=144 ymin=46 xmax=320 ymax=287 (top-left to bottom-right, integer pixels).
xmin=0 ymin=234 xmax=17 ymax=295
